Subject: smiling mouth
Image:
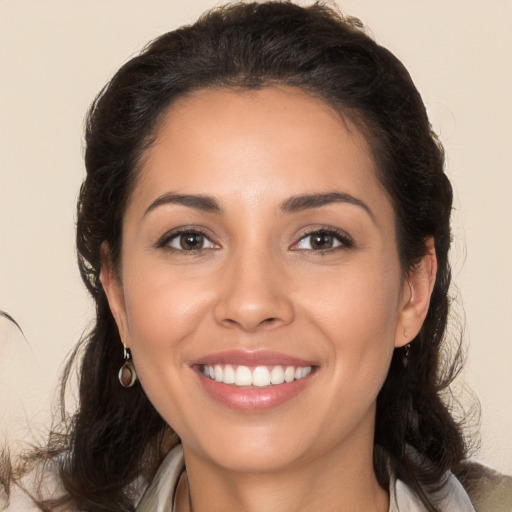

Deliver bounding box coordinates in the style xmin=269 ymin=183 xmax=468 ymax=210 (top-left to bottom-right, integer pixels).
xmin=194 ymin=352 xmax=317 ymax=411
xmin=201 ymin=364 xmax=313 ymax=387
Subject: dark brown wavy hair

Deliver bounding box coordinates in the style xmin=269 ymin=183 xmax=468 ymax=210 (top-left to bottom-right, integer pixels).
xmin=4 ymin=2 xmax=472 ymax=511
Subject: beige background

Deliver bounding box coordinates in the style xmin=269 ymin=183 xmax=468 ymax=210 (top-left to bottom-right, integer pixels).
xmin=1 ymin=0 xmax=511 ymax=473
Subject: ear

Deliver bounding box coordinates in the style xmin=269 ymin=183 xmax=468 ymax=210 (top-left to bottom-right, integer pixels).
xmin=395 ymin=237 xmax=437 ymax=348
xmin=99 ymin=243 xmax=130 ymax=346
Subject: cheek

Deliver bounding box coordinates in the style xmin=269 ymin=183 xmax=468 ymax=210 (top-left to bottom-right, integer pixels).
xmin=297 ymin=261 xmax=401 ymax=391
xmin=300 ymin=261 xmax=401 ymax=342
xmin=118 ymin=269 xmax=215 ymax=432
xmin=121 ymin=266 xmax=213 ymax=362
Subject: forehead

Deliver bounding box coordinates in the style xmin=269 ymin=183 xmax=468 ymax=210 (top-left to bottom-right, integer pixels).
xmin=127 ymin=86 xmax=392 ymax=223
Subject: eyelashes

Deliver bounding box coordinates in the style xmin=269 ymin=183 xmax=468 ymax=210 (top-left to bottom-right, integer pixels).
xmin=156 ymin=228 xmax=219 ymax=252
xmin=291 ymin=228 xmax=353 ymax=253
xmin=156 ymin=226 xmax=353 ymax=254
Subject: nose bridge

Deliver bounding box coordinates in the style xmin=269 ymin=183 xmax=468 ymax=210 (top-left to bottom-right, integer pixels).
xmin=214 ymin=238 xmax=294 ymax=331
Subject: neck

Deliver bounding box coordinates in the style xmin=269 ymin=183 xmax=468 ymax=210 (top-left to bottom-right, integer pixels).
xmin=179 ymin=437 xmax=388 ymax=512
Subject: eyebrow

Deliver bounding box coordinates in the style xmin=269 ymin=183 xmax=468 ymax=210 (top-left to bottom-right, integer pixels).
xmin=280 ymin=192 xmax=375 ymax=221
xmin=144 ymin=192 xmax=223 ymax=217
xmin=144 ymin=190 xmax=374 ymax=221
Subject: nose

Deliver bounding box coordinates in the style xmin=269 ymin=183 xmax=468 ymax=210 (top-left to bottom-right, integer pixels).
xmin=213 ymin=248 xmax=295 ymax=332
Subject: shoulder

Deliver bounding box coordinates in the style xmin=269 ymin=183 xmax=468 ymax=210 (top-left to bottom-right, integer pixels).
xmin=392 ymin=471 xmax=475 ymax=512
xmin=391 ymin=460 xmax=511 ymax=512
xmin=457 ymin=462 xmax=512 ymax=512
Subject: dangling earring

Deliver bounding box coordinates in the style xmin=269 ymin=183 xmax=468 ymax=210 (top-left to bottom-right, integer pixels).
xmin=402 ymin=343 xmax=411 ymax=368
xmin=118 ymin=345 xmax=137 ymax=388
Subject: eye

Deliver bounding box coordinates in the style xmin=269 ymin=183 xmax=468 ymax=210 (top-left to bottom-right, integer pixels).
xmin=161 ymin=230 xmax=218 ymax=251
xmin=292 ymin=229 xmax=352 ymax=252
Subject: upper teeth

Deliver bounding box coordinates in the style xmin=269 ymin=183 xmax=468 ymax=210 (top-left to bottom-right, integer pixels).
xmin=202 ymin=364 xmax=312 ymax=387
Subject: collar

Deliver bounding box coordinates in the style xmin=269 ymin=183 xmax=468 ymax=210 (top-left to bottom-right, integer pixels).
xmin=136 ymin=445 xmax=475 ymax=512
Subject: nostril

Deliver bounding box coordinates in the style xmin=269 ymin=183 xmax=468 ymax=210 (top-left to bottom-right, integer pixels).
xmin=259 ymin=317 xmax=281 ymax=328
xmin=214 ymin=289 xmax=295 ymax=331
xmin=221 ymin=316 xmax=279 ymax=331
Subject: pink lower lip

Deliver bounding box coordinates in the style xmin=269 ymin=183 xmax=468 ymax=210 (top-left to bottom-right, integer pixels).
xmin=196 ymin=368 xmax=315 ymax=412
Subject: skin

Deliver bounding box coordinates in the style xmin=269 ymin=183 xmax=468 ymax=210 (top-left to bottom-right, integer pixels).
xmin=102 ymin=86 xmax=436 ymax=512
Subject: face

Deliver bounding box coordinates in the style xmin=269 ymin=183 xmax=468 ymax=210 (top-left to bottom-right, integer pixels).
xmin=103 ymin=86 xmax=435 ymax=474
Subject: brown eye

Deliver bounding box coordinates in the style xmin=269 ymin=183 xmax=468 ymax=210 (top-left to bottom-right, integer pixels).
xmin=165 ymin=231 xmax=217 ymax=251
xmin=309 ymin=231 xmax=334 ymax=250
xmin=293 ymin=229 xmax=352 ymax=252
xmin=180 ymin=232 xmax=204 ymax=250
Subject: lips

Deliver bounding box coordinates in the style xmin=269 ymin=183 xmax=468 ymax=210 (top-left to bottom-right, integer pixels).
xmin=192 ymin=350 xmax=317 ymax=411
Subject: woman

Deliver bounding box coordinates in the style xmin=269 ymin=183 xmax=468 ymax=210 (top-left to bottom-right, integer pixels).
xmin=2 ymin=2 xmax=510 ymax=511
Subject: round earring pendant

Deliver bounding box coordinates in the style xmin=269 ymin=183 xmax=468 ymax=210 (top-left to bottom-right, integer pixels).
xmin=118 ymin=361 xmax=137 ymax=388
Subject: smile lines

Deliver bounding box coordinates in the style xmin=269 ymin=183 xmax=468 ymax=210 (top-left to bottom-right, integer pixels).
xmin=201 ymin=364 xmax=313 ymax=387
